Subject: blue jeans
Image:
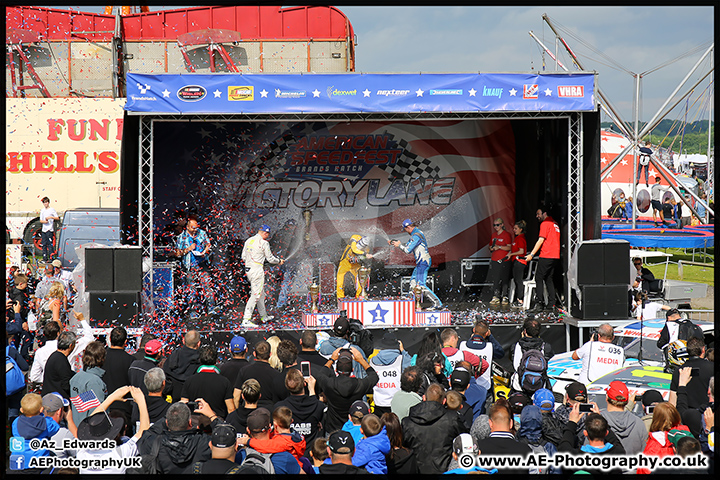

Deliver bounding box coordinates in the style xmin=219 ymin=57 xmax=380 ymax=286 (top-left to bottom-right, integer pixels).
xmin=41 ymin=230 xmax=54 ymax=261
xmin=636 ymin=163 xmax=649 ymax=185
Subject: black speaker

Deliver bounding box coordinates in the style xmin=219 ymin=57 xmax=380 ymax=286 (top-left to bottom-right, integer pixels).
xmin=604 ymin=242 xmax=630 ymax=284
xmin=114 ymin=248 xmax=142 ymax=292
xmin=576 ymin=240 xmax=630 ymax=286
xmin=89 ymin=292 xmax=140 ymax=326
xmin=576 ymin=243 xmax=604 ymax=285
xmin=85 ymin=248 xmax=114 ymax=292
xmin=571 ymin=285 xmax=628 ymax=320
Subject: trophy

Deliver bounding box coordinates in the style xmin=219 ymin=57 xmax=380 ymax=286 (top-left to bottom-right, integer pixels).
xmin=413 ymin=284 xmax=423 ymax=311
xmin=357 ymin=266 xmax=370 ymax=299
xmin=309 ymin=282 xmax=320 ymax=313
xmin=302 ymin=208 xmax=312 ymax=242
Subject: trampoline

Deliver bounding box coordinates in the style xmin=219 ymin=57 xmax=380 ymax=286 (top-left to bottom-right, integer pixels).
xmin=686 ymin=224 xmax=714 ymax=235
xmin=602 ymin=228 xmax=714 ymax=248
xmin=601 ymin=217 xmax=678 ymax=230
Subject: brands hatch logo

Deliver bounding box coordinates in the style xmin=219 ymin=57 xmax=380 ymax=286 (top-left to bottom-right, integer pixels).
xmin=275 ymin=89 xmax=306 ymax=98
xmin=228 ymin=86 xmax=254 ymax=101
xmin=137 ymin=83 xmax=151 ymax=94
xmin=523 ymin=84 xmax=539 ymax=99
xmin=177 ymin=85 xmax=207 ymax=102
xmin=557 ymin=85 xmax=584 ymax=98
xmin=376 ymin=89 xmax=410 ymax=97
xmin=429 ymin=89 xmax=462 ymax=95
xmin=327 ymin=86 xmax=357 ymax=97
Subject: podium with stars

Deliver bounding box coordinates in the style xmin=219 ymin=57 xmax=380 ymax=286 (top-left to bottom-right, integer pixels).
xmin=302 ymin=299 xmax=451 ymax=328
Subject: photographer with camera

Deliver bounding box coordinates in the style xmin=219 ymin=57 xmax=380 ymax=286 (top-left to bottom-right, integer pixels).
xmin=571 ymin=323 xmax=624 ymax=386
xmin=319 ymin=315 xmax=372 ymax=379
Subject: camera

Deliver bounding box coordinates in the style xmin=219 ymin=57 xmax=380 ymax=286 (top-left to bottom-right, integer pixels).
xmin=186 ymin=401 xmax=198 ymax=412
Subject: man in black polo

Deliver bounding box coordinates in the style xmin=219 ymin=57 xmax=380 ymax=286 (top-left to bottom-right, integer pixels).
xmin=104 ymin=327 xmax=136 ymax=417
xmin=181 ymin=345 xmax=235 ymax=419
xmin=233 ymin=340 xmax=281 ymax=410
xmin=219 ymin=335 xmax=249 ymax=384
xmin=669 ymin=336 xmax=713 ymax=409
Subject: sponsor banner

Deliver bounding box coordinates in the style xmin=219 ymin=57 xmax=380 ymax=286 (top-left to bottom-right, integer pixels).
xmin=415 ymin=310 xmax=452 ymax=326
xmin=126 ymin=73 xmax=596 ymax=114
xmin=339 ymin=299 xmax=415 ymax=327
xmin=303 ymin=313 xmax=341 ymax=328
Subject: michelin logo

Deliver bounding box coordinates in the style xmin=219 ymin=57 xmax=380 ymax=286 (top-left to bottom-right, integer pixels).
xmin=275 ymin=89 xmax=306 ymax=98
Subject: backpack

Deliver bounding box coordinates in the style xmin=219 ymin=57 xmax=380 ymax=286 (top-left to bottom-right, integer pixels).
xmin=6 ymin=346 xmax=26 ymax=396
xmin=127 ymin=434 xmax=162 ymax=474
xmin=190 ymin=461 xmax=242 ymax=475
xmin=678 ymin=320 xmax=704 ymax=343
xmin=240 ymin=448 xmax=275 ymax=474
xmin=517 ymin=344 xmax=548 ymax=395
xmin=348 ymin=319 xmax=374 ymax=358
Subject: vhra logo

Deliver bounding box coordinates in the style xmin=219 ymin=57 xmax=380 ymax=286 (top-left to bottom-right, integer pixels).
xmin=228 ymin=86 xmax=254 ymax=101
xmin=523 ymin=84 xmax=538 ymax=99
xmin=177 ymin=85 xmax=207 ymax=102
xmin=558 ymin=86 xmax=584 ymax=98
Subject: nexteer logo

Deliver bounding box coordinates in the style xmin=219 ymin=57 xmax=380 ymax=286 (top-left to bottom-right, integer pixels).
xmin=523 ymin=84 xmax=538 ymax=99
xmin=557 ymin=86 xmax=584 ymax=98
xmin=177 ymin=85 xmax=207 ymax=102
xmin=228 ymin=86 xmax=254 ymax=101
xmin=376 ymin=89 xmax=410 ymax=97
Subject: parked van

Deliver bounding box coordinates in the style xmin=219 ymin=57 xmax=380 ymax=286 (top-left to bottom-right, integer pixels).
xmin=56 ymin=208 xmax=121 ymax=269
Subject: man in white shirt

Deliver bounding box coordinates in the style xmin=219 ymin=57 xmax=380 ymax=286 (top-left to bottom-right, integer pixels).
xmin=52 ymin=259 xmax=74 ymax=293
xmin=241 ymin=224 xmax=284 ymax=327
xmin=29 ymin=322 xmax=62 ymax=384
xmin=40 ymin=196 xmax=60 ymax=262
xmin=572 ymin=323 xmax=625 ymax=385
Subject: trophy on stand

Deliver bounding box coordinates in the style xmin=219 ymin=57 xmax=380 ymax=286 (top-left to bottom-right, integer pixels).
xmin=413 ymin=284 xmax=423 ymax=311
xmin=357 ymin=266 xmax=370 ymax=299
xmin=309 ymin=282 xmax=320 ymax=313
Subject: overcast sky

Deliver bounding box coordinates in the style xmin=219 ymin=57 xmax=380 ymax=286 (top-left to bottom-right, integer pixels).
xmin=55 ymin=5 xmax=715 ymax=124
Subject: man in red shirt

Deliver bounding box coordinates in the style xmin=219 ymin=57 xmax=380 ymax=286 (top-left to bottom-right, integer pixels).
xmin=486 ymin=218 xmax=512 ymax=305
xmin=525 ymin=205 xmax=561 ymax=313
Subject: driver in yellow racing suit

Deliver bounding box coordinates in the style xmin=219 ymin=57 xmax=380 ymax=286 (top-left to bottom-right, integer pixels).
xmin=336 ymin=234 xmax=374 ymax=300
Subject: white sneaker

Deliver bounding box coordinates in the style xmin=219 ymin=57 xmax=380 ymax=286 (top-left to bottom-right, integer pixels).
xmin=241 ymin=319 xmax=256 ymax=328
xmin=489 ymin=296 xmax=500 ymax=305
xmin=260 ymin=315 xmax=275 ymax=324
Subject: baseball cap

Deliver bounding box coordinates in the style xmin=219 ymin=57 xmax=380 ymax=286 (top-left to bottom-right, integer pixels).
xmin=328 ymin=430 xmax=355 ymax=454
xmin=259 ymin=224 xmax=271 ymax=233
xmin=666 ymin=308 xmax=681 ymax=319
xmin=452 ymin=433 xmax=478 ymax=455
xmin=450 ymin=368 xmax=471 ymax=391
xmin=668 ymin=428 xmax=695 ymax=446
xmin=230 ymin=336 xmax=247 ymax=353
xmin=51 ymin=259 xmax=62 ymax=268
xmin=144 ymin=339 xmax=163 ymax=355
xmin=642 ymin=389 xmax=664 ymax=407
xmin=42 ymin=392 xmax=69 ymax=412
xmin=211 ymin=423 xmax=237 ymax=448
xmin=533 ymin=388 xmax=555 ymax=412
xmin=349 ymin=400 xmax=370 ymax=418
xmin=380 ymin=331 xmax=399 ymax=349
xmin=246 ymin=407 xmax=272 ymax=432
xmin=606 ymin=380 xmax=629 ymax=402
xmin=336 ymin=356 xmax=353 ymax=374
xmin=508 ymin=392 xmax=531 ymax=414
xmin=565 ymin=381 xmax=587 ymax=402
xmin=333 ymin=317 xmax=350 ymax=337
xmin=402 ymin=219 xmax=413 ymax=228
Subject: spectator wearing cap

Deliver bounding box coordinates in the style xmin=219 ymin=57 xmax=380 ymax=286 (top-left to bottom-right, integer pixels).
xmin=163 ymin=329 xmax=201 ymax=403
xmin=51 ymin=259 xmax=73 ymax=290
xmin=553 ymin=381 xmax=588 ymax=445
xmin=274 ymin=368 xmax=324 ymax=456
xmin=533 ymin=388 xmax=564 ymax=447
xmin=128 ymin=338 xmax=164 ymax=396
xmin=402 ymin=383 xmax=465 ymax=475
xmin=319 ymin=316 xmax=370 ymax=379
xmin=233 ymin=340 xmax=282 ymax=410
xmin=42 ymin=392 xmax=77 ymax=458
xmin=131 ymin=367 xmax=170 ymax=427
xmin=572 ymin=323 xmax=624 ymax=385
xmin=390 ymin=365 xmax=423 ymax=421
xmin=475 ymin=400 xmax=532 ymax=474
xmin=237 ymin=407 xmax=301 ymax=474
xmin=557 ymin=407 xmax=626 ymax=474
xmin=219 ymin=335 xmax=249 ymax=384
xmin=315 ymin=345 xmax=379 ymax=434
xmin=657 ymin=307 xmax=703 ymax=352
xmin=370 ymin=331 xmax=412 ymax=416
xmin=319 ymin=430 xmax=370 ymax=474
xmin=601 ymin=380 xmax=648 ymax=454
xmin=186 ymin=423 xmax=240 ymax=474
xmin=241 ymin=224 xmax=284 ymax=327
xmin=69 ymin=341 xmax=107 ymax=425
xmin=517 ymin=405 xmax=562 ymax=474
xmin=669 ymin=336 xmax=713 ymax=409
xmin=454 ymin=360 xmax=487 ymax=422
xmin=226 ymin=378 xmax=261 ymax=434
xmin=75 ymin=385 xmax=150 ymax=474
xmin=449 ymin=366 xmax=475 ymax=430
xmin=445 ymin=433 xmax=496 ymax=474
xmin=181 ymin=345 xmax=235 ymax=419
xmin=343 ymin=400 xmax=371 ymax=445
xmin=103 ymin=326 xmax=136 ymax=418
xmin=640 ymin=389 xmax=665 ymax=432
xmin=41 ymin=330 xmax=76 ymax=399
xmin=133 ymin=333 xmax=157 ymax=361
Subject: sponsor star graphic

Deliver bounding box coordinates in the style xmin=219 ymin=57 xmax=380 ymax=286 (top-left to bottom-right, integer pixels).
xmin=428 ymin=314 xmax=438 ymax=324
xmin=213 ymin=89 xmax=221 ymax=98
xmin=509 ymin=88 xmax=517 ymax=96
xmin=312 ymin=89 xmax=321 ymax=98
xmin=415 ymin=88 xmax=424 ymax=97
xmin=198 ymin=128 xmax=213 ymax=139
xmin=544 ymin=88 xmax=552 ymax=96
xmin=468 ymin=88 xmax=477 ymax=97
xmin=370 ymin=303 xmax=389 ymax=323
xmin=318 ymin=316 xmax=331 ymax=326
xmin=260 ymin=89 xmax=268 ymax=98
xmin=363 ymin=89 xmax=371 ymax=97
xmin=162 ymin=89 xmax=170 ymax=98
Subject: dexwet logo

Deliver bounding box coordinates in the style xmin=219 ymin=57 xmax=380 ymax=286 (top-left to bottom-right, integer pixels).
xmin=228 ymin=86 xmax=254 ymax=101
xmin=177 ymin=85 xmax=207 ymax=102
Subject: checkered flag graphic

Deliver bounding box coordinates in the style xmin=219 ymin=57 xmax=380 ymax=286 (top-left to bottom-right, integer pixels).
xmin=380 ymin=136 xmax=440 ymax=181
xmin=238 ymin=131 xmax=296 ymax=183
